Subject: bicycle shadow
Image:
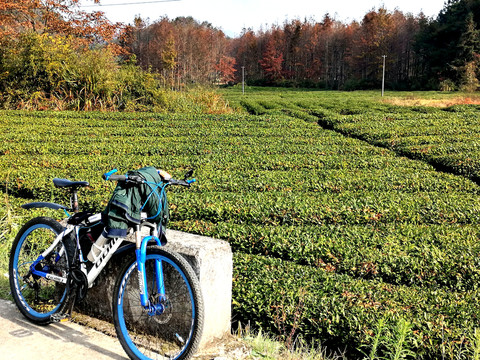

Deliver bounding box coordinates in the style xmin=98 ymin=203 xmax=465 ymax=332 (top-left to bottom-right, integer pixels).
xmin=0 ymin=299 xmax=127 ymax=359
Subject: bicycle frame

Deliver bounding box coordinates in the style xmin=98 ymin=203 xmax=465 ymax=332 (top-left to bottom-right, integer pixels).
xmin=29 ymin=215 xmax=166 ymax=314
xmin=12 ymin=169 xmax=203 ymax=360
xmin=29 ymin=227 xmax=70 ymax=284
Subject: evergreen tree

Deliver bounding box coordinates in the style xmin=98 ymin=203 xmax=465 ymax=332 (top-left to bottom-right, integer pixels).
xmin=457 ymin=12 xmax=480 ymax=91
xmin=414 ymin=0 xmax=480 ymax=89
xmin=457 ymin=12 xmax=480 ymax=63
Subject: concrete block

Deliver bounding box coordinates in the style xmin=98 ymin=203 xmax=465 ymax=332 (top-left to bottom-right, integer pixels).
xmin=165 ymin=229 xmax=233 ymax=348
xmin=77 ymin=229 xmax=233 ymax=350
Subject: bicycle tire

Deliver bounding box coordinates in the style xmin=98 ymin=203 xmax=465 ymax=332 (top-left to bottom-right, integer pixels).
xmin=9 ymin=217 xmax=71 ymax=324
xmin=113 ymin=246 xmax=204 ymax=360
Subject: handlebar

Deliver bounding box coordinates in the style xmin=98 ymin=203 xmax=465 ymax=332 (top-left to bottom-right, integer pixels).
xmin=107 ymin=174 xmax=128 ymax=182
xmin=103 ymin=169 xmax=196 ymax=187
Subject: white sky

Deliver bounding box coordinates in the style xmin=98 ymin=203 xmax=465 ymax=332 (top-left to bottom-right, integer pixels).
xmin=79 ymin=0 xmax=446 ymax=37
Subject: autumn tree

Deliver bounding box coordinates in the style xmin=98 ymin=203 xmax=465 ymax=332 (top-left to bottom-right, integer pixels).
xmin=0 ymin=0 xmax=120 ymax=46
xmin=317 ymin=15 xmax=347 ymax=89
xmin=161 ymin=35 xmax=177 ymax=88
xmin=228 ymin=10 xmax=424 ymax=89
xmin=259 ymin=37 xmax=284 ymax=82
xmin=389 ymin=11 xmax=420 ymax=89
xmin=282 ymin=19 xmax=302 ymax=81
xmin=0 ymin=0 xmax=160 ymax=110
xmin=230 ymin=28 xmax=261 ymax=83
xmin=350 ymin=8 xmax=394 ymax=86
xmin=215 ymin=56 xmax=236 ymax=83
xmin=3 ymin=0 xmax=472 ymax=92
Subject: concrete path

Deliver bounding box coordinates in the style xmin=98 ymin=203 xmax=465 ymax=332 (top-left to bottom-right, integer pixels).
xmin=0 ymin=299 xmax=251 ymax=360
xmin=0 ymin=299 xmax=128 ymax=360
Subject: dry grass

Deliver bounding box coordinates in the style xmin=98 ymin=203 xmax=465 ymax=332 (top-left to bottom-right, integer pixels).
xmin=382 ymin=95 xmax=480 ymax=107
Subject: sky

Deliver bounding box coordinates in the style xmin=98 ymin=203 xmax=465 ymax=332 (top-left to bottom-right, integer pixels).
xmin=79 ymin=0 xmax=446 ymax=37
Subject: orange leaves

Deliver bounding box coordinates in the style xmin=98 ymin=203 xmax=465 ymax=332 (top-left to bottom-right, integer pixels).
xmin=259 ymin=38 xmax=284 ymax=81
xmin=0 ymin=0 xmax=120 ymax=47
xmin=215 ymin=56 xmax=237 ymax=84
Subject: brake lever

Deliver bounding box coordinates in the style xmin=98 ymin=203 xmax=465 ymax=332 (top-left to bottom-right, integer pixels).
xmin=126 ymin=175 xmax=144 ymax=184
xmin=184 ymin=169 xmax=194 ymax=180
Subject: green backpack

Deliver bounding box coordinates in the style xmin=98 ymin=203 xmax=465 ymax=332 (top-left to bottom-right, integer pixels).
xmin=103 ymin=166 xmax=169 ymax=238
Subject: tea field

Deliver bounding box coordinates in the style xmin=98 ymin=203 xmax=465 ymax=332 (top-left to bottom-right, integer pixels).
xmin=2 ymin=89 xmax=480 ymax=358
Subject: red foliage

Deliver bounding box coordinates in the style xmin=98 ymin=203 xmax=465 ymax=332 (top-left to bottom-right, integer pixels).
xmin=216 ymin=56 xmax=237 ymax=83
xmin=0 ymin=2 xmax=431 ymax=88
xmin=259 ymin=38 xmax=284 ymax=81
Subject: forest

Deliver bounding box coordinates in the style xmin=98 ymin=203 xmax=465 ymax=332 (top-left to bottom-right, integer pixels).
xmin=1 ymin=0 xmax=480 ymax=110
xmin=124 ymin=0 xmax=480 ymax=91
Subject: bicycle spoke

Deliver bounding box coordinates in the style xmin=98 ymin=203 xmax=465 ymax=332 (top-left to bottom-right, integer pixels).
xmin=113 ymin=248 xmax=203 ymax=360
xmin=9 ymin=218 xmax=70 ymax=324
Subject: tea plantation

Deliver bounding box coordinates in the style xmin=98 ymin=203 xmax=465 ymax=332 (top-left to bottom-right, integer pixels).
xmin=2 ymin=89 xmax=480 ymax=358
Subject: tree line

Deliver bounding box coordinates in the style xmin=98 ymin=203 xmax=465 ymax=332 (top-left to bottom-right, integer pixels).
xmin=125 ymin=0 xmax=480 ymax=91
xmin=1 ymin=0 xmax=480 ymax=98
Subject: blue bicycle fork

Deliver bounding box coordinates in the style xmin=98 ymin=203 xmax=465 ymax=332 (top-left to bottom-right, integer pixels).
xmin=136 ymin=235 xmax=166 ymax=316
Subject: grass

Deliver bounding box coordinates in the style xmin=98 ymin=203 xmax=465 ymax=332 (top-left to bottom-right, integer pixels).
xmin=0 ymin=193 xmax=14 ymax=301
xmin=236 ymin=323 xmax=347 ymax=360
xmin=221 ymin=85 xmax=480 ymax=109
xmin=237 ymin=319 xmax=480 ymax=360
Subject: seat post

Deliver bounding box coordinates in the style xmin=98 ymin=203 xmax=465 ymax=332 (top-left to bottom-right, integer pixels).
xmin=70 ymin=188 xmax=80 ymax=213
xmin=52 ymin=178 xmax=88 ymax=213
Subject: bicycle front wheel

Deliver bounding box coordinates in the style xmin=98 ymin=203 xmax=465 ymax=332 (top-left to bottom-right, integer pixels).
xmin=113 ymin=247 xmax=204 ymax=360
xmin=9 ymin=217 xmax=70 ymax=324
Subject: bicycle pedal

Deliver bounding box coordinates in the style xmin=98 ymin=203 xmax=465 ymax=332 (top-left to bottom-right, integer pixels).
xmin=50 ymin=313 xmax=70 ymax=323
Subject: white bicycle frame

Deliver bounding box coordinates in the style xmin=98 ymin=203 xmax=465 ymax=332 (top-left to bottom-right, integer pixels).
xmin=30 ymin=212 xmax=158 ymax=289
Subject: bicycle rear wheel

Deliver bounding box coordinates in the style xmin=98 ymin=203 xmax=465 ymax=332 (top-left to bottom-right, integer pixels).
xmin=113 ymin=247 xmax=204 ymax=360
xmin=9 ymin=217 xmax=71 ymax=324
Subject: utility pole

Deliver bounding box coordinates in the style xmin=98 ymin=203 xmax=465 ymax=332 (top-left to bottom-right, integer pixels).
xmin=242 ymin=66 xmax=245 ymax=95
xmin=382 ymin=55 xmax=386 ymax=97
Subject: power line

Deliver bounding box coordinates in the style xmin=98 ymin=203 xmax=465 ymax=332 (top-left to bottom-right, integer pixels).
xmin=81 ymin=0 xmax=180 ymax=7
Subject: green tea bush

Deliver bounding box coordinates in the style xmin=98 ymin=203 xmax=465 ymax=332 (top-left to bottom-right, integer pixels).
xmin=240 ymin=99 xmax=268 ymax=115
xmin=233 ymin=252 xmax=480 ymax=359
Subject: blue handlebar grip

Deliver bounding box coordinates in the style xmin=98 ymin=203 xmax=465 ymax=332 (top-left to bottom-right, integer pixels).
xmin=103 ymin=169 xmax=118 ymax=180
xmin=186 ymin=178 xmax=196 ymax=184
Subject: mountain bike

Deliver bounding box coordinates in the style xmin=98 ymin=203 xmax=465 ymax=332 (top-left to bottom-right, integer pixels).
xmin=8 ymin=168 xmax=204 ymax=360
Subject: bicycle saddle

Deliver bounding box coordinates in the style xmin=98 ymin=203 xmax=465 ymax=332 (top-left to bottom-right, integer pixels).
xmin=53 ymin=178 xmax=89 ymax=189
